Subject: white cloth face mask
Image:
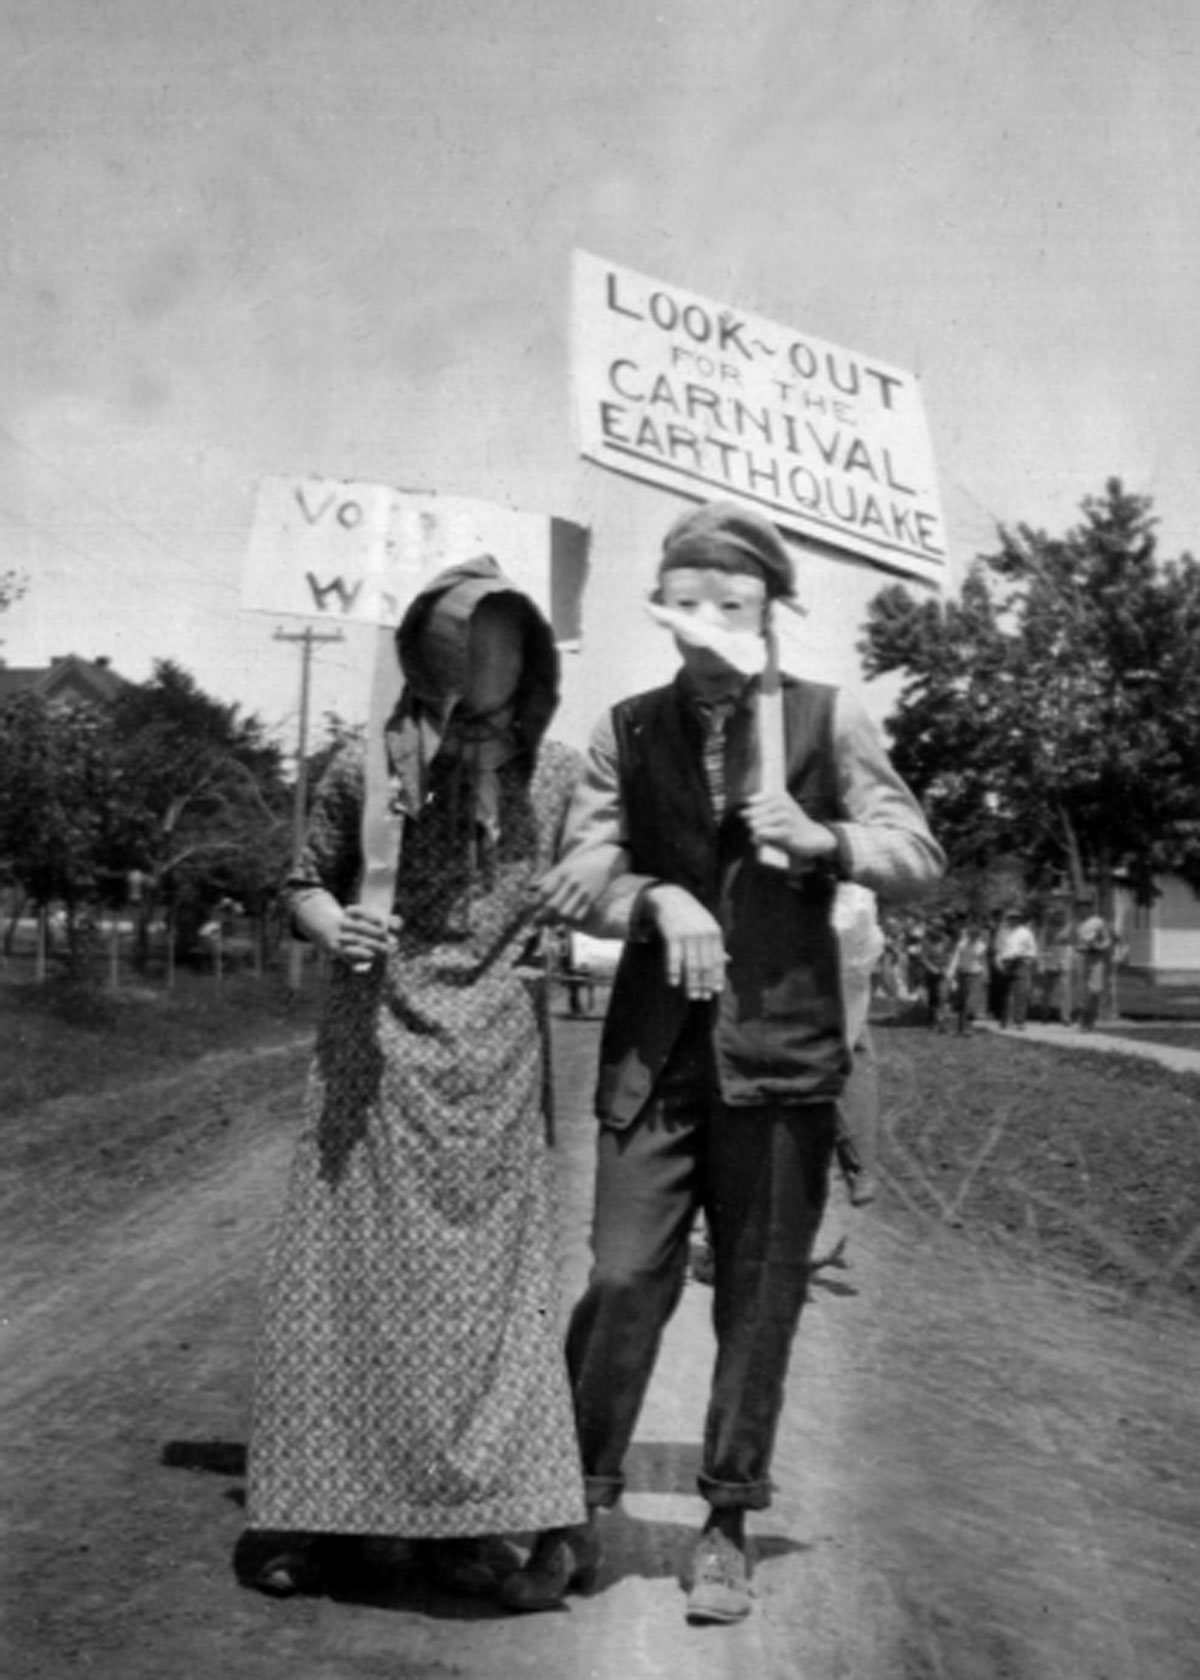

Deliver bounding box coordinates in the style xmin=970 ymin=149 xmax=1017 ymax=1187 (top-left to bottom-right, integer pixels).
xmin=643 ymin=600 xmax=768 ymax=677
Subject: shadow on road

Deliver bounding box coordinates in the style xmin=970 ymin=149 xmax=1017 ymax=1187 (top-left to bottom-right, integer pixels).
xmin=161 ymin=1438 xmax=246 ymax=1476
xmin=158 ymin=1434 xmax=809 ymax=1616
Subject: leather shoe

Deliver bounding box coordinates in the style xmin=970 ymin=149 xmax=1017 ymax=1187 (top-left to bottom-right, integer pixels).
xmin=848 ymin=1167 xmax=879 ymax=1207
xmin=499 ymin=1522 xmax=601 ymax=1613
xmin=685 ymin=1528 xmax=752 ymax=1624
xmin=233 ymin=1529 xmax=328 ymax=1598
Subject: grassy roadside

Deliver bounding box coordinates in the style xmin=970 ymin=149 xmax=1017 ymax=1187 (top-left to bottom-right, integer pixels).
xmin=1100 ymin=1023 xmax=1200 ymax=1052
xmin=0 ymin=974 xmax=318 ymax=1287
xmin=0 ymin=970 xmax=319 ymax=1118
xmin=874 ymin=1022 xmax=1200 ymax=1318
xmin=4 ymin=977 xmax=1198 ymax=1320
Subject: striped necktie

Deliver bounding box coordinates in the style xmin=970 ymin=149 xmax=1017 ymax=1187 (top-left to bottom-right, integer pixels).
xmin=698 ymin=697 xmax=738 ymax=819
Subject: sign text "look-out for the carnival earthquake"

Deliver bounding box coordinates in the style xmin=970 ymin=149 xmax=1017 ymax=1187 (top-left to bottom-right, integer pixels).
xmin=572 ymin=250 xmax=946 ymax=584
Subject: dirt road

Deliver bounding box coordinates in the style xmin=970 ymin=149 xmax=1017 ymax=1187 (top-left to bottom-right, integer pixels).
xmin=2 ymin=1019 xmax=1198 ymax=1678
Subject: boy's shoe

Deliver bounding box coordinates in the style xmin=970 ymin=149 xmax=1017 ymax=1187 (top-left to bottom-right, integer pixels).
xmin=847 ymin=1168 xmax=879 ymax=1208
xmin=684 ymin=1528 xmax=752 ymax=1624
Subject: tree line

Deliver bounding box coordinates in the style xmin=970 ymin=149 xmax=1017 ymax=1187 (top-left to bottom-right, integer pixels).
xmin=0 ymin=659 xmax=321 ymax=969
xmin=3 ymin=478 xmax=1198 ymax=970
xmin=860 ymin=479 xmax=1200 ymax=915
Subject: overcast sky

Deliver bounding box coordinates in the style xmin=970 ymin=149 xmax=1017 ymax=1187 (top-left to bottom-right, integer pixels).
xmin=2 ymin=0 xmax=1197 ymax=749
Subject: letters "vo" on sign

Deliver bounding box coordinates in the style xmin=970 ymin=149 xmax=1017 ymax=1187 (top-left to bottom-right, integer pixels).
xmin=294 ymin=485 xmax=369 ymax=530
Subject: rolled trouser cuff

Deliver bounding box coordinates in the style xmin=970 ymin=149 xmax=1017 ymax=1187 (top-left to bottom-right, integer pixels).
xmin=584 ymin=1474 xmax=625 ymax=1510
xmin=698 ymin=1473 xmax=773 ymax=1511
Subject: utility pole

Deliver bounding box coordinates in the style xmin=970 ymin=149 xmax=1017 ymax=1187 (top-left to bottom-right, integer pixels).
xmin=275 ymin=625 xmax=345 ymax=992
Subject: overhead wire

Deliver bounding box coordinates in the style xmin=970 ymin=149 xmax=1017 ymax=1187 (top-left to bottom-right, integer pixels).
xmin=0 ymin=436 xmax=358 ymax=744
xmin=0 ymin=501 xmax=97 ymax=569
xmin=0 ymin=503 xmax=246 ymax=633
xmin=0 ymin=421 xmax=235 ymax=590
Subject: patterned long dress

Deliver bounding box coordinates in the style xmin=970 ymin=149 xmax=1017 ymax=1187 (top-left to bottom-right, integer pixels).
xmin=247 ymin=739 xmax=587 ymax=1538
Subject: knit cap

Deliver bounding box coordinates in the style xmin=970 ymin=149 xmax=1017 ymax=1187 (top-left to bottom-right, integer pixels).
xmin=658 ymin=500 xmax=796 ymax=600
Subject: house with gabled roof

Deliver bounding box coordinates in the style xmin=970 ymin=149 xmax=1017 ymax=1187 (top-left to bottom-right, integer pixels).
xmin=0 ymin=654 xmax=127 ymax=707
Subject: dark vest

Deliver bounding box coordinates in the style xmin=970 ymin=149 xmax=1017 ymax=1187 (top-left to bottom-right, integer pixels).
xmin=595 ymin=673 xmax=850 ymax=1125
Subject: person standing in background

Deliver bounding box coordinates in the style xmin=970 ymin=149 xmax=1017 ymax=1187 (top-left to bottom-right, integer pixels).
xmin=1037 ymin=907 xmax=1076 ymax=1023
xmin=919 ymin=918 xmax=953 ymax=1031
xmin=946 ymin=916 xmax=989 ymax=1033
xmin=994 ymin=908 xmax=1039 ymax=1029
xmin=832 ymin=882 xmax=886 ymax=1206
xmin=1075 ymin=902 xmax=1113 ymax=1031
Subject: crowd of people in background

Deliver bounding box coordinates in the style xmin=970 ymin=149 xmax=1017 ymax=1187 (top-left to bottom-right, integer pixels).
xmin=877 ymin=901 xmax=1120 ymax=1034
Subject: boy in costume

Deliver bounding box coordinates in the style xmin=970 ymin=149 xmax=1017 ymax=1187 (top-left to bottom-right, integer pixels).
xmin=507 ymin=501 xmax=943 ymax=1623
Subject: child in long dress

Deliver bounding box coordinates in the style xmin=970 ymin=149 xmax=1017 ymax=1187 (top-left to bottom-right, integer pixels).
xmin=236 ymin=558 xmax=601 ymax=1603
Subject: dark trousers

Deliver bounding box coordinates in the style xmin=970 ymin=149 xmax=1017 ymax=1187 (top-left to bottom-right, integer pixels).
xmin=998 ymin=958 xmax=1034 ymax=1026
xmin=566 ymin=1015 xmax=836 ymax=1512
xmin=952 ymin=971 xmax=984 ymax=1032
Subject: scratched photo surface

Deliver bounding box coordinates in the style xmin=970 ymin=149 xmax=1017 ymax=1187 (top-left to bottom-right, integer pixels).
xmin=2 ymin=3 xmax=1199 ymax=1677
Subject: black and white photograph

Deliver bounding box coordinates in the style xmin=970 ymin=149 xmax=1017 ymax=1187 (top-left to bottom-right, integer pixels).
xmin=2 ymin=3 xmax=1198 ymax=1676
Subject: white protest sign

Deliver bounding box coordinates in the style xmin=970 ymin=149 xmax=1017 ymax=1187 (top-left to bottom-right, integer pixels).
xmin=242 ymin=477 xmax=588 ymax=636
xmin=242 ymin=478 xmax=590 ymax=932
xmin=572 ymin=250 xmax=946 ymax=586
xmin=241 ymin=477 xmax=400 ymax=621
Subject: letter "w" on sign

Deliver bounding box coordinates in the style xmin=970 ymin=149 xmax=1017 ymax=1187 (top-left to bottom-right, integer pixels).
xmin=306 ymin=572 xmax=363 ymax=614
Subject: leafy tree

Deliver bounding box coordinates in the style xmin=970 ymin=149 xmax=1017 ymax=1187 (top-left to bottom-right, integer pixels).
xmin=109 ymin=661 xmax=292 ymax=958
xmin=0 ymin=693 xmax=123 ymax=963
xmin=304 ymin=710 xmax=365 ymax=794
xmin=860 ymin=479 xmax=1200 ymax=912
xmin=0 ymin=659 xmax=295 ymax=970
